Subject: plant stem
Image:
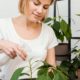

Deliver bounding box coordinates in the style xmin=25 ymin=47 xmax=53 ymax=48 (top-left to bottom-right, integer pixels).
xmin=29 ymin=59 xmax=33 ymax=80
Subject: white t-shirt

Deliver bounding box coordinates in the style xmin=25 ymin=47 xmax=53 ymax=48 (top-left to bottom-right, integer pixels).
xmin=0 ymin=18 xmax=58 ymax=80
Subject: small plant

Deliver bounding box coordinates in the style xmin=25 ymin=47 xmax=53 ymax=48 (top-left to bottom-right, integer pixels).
xmin=37 ymin=61 xmax=69 ymax=80
xmin=10 ymin=59 xmax=69 ymax=80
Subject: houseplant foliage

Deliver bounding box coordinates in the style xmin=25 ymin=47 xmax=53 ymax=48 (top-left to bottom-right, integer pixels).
xmin=60 ymin=45 xmax=80 ymax=80
xmin=10 ymin=60 xmax=69 ymax=80
xmin=44 ymin=16 xmax=72 ymax=42
xmin=37 ymin=62 xmax=68 ymax=80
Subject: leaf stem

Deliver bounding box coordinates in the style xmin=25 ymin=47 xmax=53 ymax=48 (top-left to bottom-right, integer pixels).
xmin=29 ymin=59 xmax=33 ymax=80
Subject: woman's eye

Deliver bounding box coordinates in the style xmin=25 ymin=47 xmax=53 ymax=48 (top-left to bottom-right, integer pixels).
xmin=33 ymin=1 xmax=40 ymax=5
xmin=43 ymin=6 xmax=49 ymax=9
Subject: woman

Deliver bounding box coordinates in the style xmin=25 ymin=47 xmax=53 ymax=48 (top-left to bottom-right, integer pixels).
xmin=0 ymin=0 xmax=58 ymax=80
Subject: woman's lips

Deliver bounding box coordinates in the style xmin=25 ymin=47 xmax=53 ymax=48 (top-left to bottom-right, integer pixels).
xmin=33 ymin=13 xmax=42 ymax=18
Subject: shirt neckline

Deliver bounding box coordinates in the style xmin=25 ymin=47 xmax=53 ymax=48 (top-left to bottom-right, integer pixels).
xmin=9 ymin=18 xmax=44 ymax=42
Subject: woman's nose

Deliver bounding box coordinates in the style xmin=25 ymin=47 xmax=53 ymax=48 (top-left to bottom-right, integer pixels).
xmin=37 ymin=6 xmax=43 ymax=14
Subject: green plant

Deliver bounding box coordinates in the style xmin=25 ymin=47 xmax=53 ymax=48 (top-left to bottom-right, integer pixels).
xmin=37 ymin=62 xmax=68 ymax=80
xmin=44 ymin=16 xmax=72 ymax=42
xmin=10 ymin=60 xmax=69 ymax=80
xmin=60 ymin=44 xmax=80 ymax=80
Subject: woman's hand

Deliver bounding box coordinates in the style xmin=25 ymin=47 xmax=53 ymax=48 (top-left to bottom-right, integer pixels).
xmin=0 ymin=40 xmax=27 ymax=60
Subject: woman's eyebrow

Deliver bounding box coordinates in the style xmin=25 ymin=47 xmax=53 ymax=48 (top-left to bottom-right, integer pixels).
xmin=37 ymin=0 xmax=50 ymax=6
xmin=36 ymin=0 xmax=40 ymax=3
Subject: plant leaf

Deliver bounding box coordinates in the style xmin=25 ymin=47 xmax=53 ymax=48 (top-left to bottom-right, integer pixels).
xmin=20 ymin=73 xmax=30 ymax=76
xmin=44 ymin=17 xmax=52 ymax=23
xmin=53 ymin=69 xmax=68 ymax=80
xmin=10 ymin=67 xmax=25 ymax=80
xmin=37 ymin=68 xmax=53 ymax=80
xmin=60 ymin=19 xmax=72 ymax=40
xmin=60 ymin=19 xmax=68 ymax=33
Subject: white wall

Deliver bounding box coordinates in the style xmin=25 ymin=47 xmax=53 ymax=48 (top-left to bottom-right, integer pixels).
xmin=0 ymin=0 xmax=19 ymax=18
xmin=71 ymin=0 xmax=80 ymax=37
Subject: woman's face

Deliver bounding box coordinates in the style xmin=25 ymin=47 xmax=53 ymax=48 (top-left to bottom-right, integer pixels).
xmin=25 ymin=0 xmax=52 ymax=23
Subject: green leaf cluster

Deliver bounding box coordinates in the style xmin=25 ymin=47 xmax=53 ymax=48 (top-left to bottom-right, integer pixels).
xmin=60 ymin=46 xmax=80 ymax=80
xmin=44 ymin=17 xmax=72 ymax=42
xmin=10 ymin=61 xmax=69 ymax=80
xmin=37 ymin=62 xmax=69 ymax=80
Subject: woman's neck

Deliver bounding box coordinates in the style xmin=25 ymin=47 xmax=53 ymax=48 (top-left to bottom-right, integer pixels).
xmin=19 ymin=15 xmax=42 ymax=29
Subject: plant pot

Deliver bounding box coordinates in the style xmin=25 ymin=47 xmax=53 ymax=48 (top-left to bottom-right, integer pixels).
xmin=55 ymin=43 xmax=69 ymax=61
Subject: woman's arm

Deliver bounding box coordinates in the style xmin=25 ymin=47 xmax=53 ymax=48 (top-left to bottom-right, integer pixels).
xmin=45 ymin=47 xmax=56 ymax=68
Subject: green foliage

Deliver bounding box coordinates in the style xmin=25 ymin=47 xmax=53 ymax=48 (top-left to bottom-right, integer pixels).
xmin=53 ymin=67 xmax=68 ymax=80
xmin=10 ymin=61 xmax=69 ymax=80
xmin=10 ymin=67 xmax=25 ymax=80
xmin=37 ymin=62 xmax=69 ymax=80
xmin=60 ymin=46 xmax=80 ymax=80
xmin=44 ymin=17 xmax=72 ymax=42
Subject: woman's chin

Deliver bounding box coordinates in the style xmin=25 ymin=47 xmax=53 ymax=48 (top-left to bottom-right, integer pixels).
xmin=31 ymin=19 xmax=42 ymax=23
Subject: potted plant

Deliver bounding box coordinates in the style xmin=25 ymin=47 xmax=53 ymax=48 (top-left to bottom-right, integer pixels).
xmin=60 ymin=42 xmax=80 ymax=80
xmin=44 ymin=16 xmax=72 ymax=61
xmin=10 ymin=59 xmax=69 ymax=80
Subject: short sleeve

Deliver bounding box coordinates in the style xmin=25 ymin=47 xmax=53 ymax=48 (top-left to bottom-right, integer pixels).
xmin=47 ymin=27 xmax=58 ymax=49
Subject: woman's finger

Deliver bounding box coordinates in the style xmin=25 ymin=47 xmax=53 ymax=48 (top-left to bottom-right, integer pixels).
xmin=14 ymin=47 xmax=27 ymax=60
xmin=8 ymin=48 xmax=17 ymax=58
xmin=4 ymin=48 xmax=16 ymax=59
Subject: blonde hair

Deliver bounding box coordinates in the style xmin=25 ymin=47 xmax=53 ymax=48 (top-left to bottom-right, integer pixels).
xmin=18 ymin=0 xmax=28 ymax=14
xmin=18 ymin=0 xmax=54 ymax=14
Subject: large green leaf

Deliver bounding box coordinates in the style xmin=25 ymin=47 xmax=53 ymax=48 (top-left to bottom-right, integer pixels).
xmin=60 ymin=19 xmax=68 ymax=33
xmin=37 ymin=68 xmax=54 ymax=80
xmin=60 ymin=19 xmax=72 ymax=40
xmin=52 ymin=21 xmax=60 ymax=32
xmin=37 ymin=61 xmax=69 ymax=80
xmin=37 ymin=62 xmax=54 ymax=80
xmin=10 ymin=67 xmax=25 ymax=80
xmin=65 ymin=26 xmax=72 ymax=40
xmin=53 ymin=69 xmax=68 ymax=80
